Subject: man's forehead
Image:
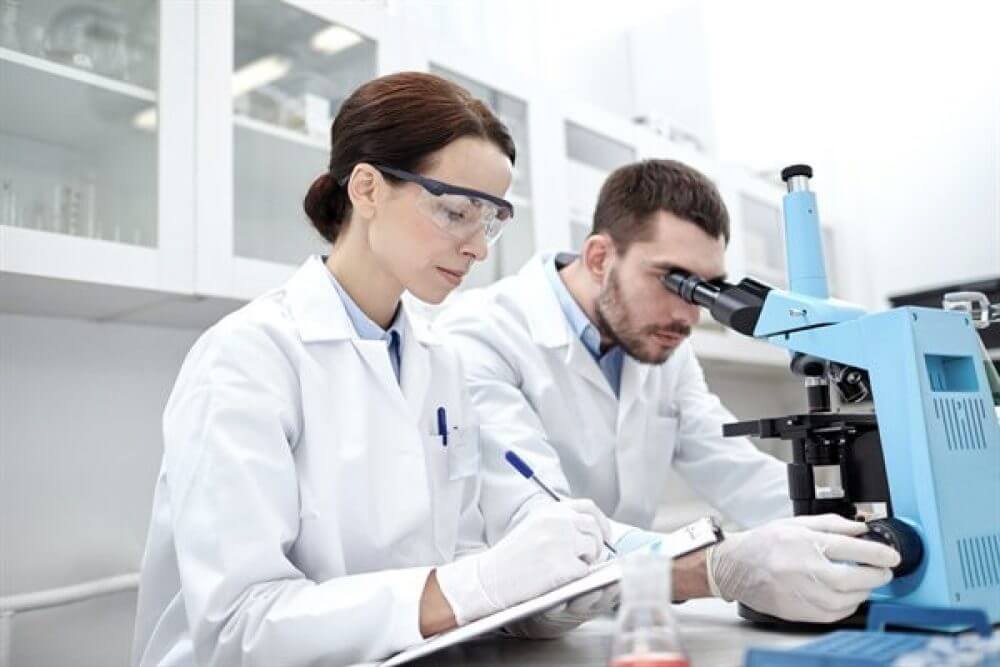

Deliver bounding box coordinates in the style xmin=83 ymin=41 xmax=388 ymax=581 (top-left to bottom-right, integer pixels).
xmin=627 ymin=215 xmax=727 ymax=279
xmin=641 ymin=253 xmax=727 ymax=282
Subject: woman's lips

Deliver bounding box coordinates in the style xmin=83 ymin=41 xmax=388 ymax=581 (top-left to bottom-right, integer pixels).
xmin=436 ymin=267 xmax=465 ymax=286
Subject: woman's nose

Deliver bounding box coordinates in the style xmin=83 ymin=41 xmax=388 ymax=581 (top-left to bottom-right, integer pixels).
xmin=461 ymin=227 xmax=489 ymax=262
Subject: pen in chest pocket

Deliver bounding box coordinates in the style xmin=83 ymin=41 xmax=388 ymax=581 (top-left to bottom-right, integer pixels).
xmin=436 ymin=406 xmax=461 ymax=446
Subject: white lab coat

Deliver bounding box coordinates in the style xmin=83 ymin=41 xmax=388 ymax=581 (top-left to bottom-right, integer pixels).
xmin=132 ymin=256 xmax=486 ymax=667
xmin=436 ymin=252 xmax=792 ymax=544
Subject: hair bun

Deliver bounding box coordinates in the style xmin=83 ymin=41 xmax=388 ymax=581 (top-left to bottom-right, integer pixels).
xmin=303 ymin=173 xmax=348 ymax=243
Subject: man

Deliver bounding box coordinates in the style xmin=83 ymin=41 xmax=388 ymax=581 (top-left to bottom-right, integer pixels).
xmin=437 ymin=159 xmax=899 ymax=624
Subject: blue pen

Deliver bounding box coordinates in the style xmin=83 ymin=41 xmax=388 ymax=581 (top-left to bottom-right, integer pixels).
xmin=505 ymin=450 xmax=617 ymax=555
xmin=436 ymin=406 xmax=448 ymax=446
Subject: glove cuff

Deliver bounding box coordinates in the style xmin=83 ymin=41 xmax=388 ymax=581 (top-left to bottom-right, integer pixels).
xmin=705 ymin=544 xmax=725 ymax=599
xmin=435 ymin=553 xmax=497 ymax=625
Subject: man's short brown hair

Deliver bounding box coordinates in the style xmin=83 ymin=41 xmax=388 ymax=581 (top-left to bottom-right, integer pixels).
xmin=592 ymin=159 xmax=730 ymax=250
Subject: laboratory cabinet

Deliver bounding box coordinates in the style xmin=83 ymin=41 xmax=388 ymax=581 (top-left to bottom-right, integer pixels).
xmin=0 ymin=0 xmax=821 ymax=367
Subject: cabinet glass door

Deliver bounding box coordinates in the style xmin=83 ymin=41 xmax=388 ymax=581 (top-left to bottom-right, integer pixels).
xmin=430 ymin=64 xmax=534 ymax=289
xmin=232 ymin=0 xmax=375 ymax=266
xmin=739 ymin=193 xmax=787 ymax=289
xmin=0 ymin=0 xmax=159 ymax=246
xmin=565 ymin=121 xmax=636 ymax=250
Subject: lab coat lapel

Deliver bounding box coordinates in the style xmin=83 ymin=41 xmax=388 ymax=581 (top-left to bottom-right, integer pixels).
xmin=565 ymin=336 xmax=617 ymax=400
xmin=617 ymin=356 xmax=653 ymax=430
xmin=399 ymin=301 xmax=440 ymax=424
xmin=613 ymin=356 xmax=656 ymax=519
xmin=285 ymin=256 xmax=410 ymax=417
xmin=352 ymin=339 xmax=409 ymax=414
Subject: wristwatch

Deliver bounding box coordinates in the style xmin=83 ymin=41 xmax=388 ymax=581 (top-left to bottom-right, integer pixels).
xmin=654 ymin=516 xmax=725 ymax=558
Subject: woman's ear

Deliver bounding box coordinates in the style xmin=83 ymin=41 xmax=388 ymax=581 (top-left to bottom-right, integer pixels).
xmin=581 ymin=233 xmax=616 ymax=285
xmin=346 ymin=163 xmax=380 ymax=220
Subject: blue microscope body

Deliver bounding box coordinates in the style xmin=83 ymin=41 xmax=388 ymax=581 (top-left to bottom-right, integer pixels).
xmin=665 ymin=165 xmax=1000 ymax=624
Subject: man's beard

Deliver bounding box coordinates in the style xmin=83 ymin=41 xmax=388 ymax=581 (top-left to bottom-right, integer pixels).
xmin=594 ymin=268 xmax=691 ymax=365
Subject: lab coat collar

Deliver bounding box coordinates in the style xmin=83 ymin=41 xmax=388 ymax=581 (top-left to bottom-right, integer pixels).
xmin=518 ymin=252 xmax=575 ymax=349
xmin=519 ymin=252 xmax=654 ymax=413
xmin=518 ymin=253 xmax=617 ymax=399
xmin=285 ymin=256 xmax=442 ymax=347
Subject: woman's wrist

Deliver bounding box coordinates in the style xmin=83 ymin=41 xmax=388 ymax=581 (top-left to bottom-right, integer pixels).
xmin=419 ymin=569 xmax=458 ymax=637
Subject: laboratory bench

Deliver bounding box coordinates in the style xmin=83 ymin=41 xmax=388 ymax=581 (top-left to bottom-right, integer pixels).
xmin=404 ymin=598 xmax=811 ymax=666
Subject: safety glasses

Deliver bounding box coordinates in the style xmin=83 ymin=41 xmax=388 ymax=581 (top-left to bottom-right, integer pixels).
xmin=372 ymin=164 xmax=515 ymax=246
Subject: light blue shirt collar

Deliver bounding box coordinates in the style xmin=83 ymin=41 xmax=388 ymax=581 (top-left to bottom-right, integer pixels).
xmin=324 ymin=262 xmax=404 ymax=384
xmin=543 ymin=253 xmax=624 ymax=396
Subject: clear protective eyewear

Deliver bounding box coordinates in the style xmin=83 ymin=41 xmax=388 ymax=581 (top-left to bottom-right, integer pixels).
xmin=372 ymin=164 xmax=515 ymax=246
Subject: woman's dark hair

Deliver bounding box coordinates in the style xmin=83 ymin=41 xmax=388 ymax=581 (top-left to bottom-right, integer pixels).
xmin=303 ymin=71 xmax=516 ymax=243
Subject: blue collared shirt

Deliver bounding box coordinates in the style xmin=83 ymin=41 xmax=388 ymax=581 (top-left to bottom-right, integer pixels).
xmin=543 ymin=253 xmax=624 ymax=396
xmin=325 ymin=265 xmax=404 ymax=384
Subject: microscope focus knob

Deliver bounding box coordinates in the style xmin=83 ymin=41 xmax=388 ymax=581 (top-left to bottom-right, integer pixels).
xmin=863 ymin=518 xmax=924 ymax=578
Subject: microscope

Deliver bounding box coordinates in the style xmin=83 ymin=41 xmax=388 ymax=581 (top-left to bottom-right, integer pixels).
xmin=662 ymin=165 xmax=1000 ymax=627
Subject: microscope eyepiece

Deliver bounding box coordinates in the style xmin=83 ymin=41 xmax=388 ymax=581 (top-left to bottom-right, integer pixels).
xmin=661 ymin=269 xmax=772 ymax=337
xmin=662 ymin=269 xmax=722 ymax=308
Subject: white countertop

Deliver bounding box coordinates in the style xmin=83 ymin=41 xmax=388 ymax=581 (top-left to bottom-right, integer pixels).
xmin=404 ymin=598 xmax=817 ymax=666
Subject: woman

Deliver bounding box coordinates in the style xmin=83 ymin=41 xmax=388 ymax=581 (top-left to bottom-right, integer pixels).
xmin=131 ymin=72 xmax=610 ymax=666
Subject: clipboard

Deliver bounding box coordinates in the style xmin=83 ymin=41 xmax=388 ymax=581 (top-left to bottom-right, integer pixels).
xmin=380 ymin=516 xmax=722 ymax=665
xmin=380 ymin=560 xmax=622 ymax=666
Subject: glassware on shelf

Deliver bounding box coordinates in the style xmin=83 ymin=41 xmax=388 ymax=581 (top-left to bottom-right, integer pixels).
xmin=120 ymin=2 xmax=157 ymax=86
xmin=48 ymin=170 xmax=96 ymax=238
xmin=277 ymin=70 xmax=337 ymax=137
xmin=27 ymin=197 xmax=51 ymax=232
xmin=21 ymin=21 xmax=46 ymax=57
xmin=52 ymin=183 xmax=80 ymax=235
xmin=44 ymin=3 xmax=131 ymax=79
xmin=1 ymin=178 xmax=18 ymax=227
xmin=609 ymin=552 xmax=690 ymax=667
xmin=0 ymin=0 xmax=21 ymax=50
xmin=236 ymin=84 xmax=289 ymax=127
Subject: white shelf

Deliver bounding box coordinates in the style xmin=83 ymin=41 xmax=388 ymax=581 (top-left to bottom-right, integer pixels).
xmin=233 ymin=114 xmax=327 ymax=151
xmin=0 ymin=225 xmax=244 ymax=328
xmin=0 ymin=225 xmax=160 ymax=290
xmin=0 ymin=269 xmax=245 ymax=329
xmin=0 ymin=47 xmax=156 ymax=103
xmin=0 ymin=47 xmax=156 ymax=152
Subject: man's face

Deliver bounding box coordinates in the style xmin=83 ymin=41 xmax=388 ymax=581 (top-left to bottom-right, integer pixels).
xmin=594 ymin=210 xmax=727 ymax=364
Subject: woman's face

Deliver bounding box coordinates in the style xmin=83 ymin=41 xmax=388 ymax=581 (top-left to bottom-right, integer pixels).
xmin=366 ymin=136 xmax=513 ymax=304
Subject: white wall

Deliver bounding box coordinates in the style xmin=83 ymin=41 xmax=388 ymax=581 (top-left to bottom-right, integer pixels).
xmin=487 ymin=0 xmax=1000 ymax=308
xmin=700 ymin=0 xmax=1000 ymax=307
xmin=629 ymin=1 xmax=717 ymax=153
xmin=0 ymin=314 xmax=201 ymax=666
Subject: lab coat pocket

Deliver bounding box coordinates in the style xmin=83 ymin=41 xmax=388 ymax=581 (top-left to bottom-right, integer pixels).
xmin=422 ymin=432 xmax=465 ymax=560
xmin=447 ymin=425 xmax=480 ymax=481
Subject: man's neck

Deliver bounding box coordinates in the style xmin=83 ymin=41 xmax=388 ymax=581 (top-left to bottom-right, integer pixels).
xmin=558 ymin=257 xmax=615 ymax=350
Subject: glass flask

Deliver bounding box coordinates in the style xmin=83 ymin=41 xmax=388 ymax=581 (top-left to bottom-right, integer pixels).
xmin=609 ymin=552 xmax=690 ymax=667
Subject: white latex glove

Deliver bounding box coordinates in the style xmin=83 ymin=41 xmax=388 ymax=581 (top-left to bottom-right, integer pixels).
xmin=500 ymin=584 xmax=621 ymax=639
xmin=436 ymin=499 xmax=611 ymax=625
xmin=707 ymin=514 xmax=901 ymax=623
